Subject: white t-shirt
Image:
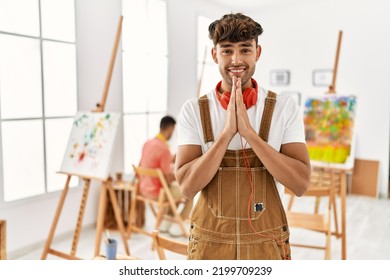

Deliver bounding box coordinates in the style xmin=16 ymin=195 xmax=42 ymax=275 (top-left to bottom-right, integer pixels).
xmin=177 ymin=86 xmax=306 ymax=198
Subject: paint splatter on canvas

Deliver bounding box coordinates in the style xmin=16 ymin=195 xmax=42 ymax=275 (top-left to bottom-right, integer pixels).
xmin=304 ymin=96 xmax=356 ymax=164
xmin=60 ymin=112 xmax=120 ymax=180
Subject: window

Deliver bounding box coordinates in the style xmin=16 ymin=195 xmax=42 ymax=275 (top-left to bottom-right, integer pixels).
xmin=0 ymin=0 xmax=77 ymax=201
xmin=197 ymin=15 xmax=220 ymax=96
xmin=122 ymin=0 xmax=168 ymax=171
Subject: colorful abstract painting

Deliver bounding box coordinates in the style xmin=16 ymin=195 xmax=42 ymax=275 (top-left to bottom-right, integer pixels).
xmin=60 ymin=112 xmax=120 ymax=180
xmin=304 ymin=95 xmax=356 ymax=164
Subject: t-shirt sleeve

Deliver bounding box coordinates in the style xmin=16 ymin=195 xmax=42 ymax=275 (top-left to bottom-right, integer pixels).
xmin=282 ymin=98 xmax=306 ymax=144
xmin=177 ymin=99 xmax=203 ymax=146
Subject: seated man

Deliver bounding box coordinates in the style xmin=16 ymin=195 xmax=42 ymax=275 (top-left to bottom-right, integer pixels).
xmin=139 ymin=115 xmax=192 ymax=236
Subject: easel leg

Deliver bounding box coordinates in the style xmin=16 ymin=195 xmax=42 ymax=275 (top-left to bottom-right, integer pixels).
xmin=94 ymin=182 xmax=108 ymax=257
xmin=0 ymin=220 xmax=6 ymax=260
xmin=70 ymin=179 xmax=91 ymax=256
xmin=107 ymin=182 xmax=130 ymax=255
xmin=41 ymin=175 xmax=71 ymax=260
xmin=332 ymin=193 xmax=340 ymax=236
xmin=341 ymin=172 xmax=347 ymax=260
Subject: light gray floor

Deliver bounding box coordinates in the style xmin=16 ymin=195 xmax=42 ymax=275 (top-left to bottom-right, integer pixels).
xmin=15 ymin=194 xmax=390 ymax=260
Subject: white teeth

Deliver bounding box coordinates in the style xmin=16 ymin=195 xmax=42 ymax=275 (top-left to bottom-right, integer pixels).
xmin=230 ymin=69 xmax=244 ymax=73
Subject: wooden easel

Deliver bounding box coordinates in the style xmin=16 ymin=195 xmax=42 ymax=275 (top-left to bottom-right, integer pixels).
xmin=41 ymin=176 xmax=90 ymax=260
xmin=41 ymin=16 xmax=129 ymax=260
xmin=327 ymin=31 xmax=343 ymax=94
xmin=0 ymin=220 xmax=6 ymax=260
xmin=328 ymin=30 xmax=349 ymax=260
xmin=314 ymin=30 xmax=351 ymax=260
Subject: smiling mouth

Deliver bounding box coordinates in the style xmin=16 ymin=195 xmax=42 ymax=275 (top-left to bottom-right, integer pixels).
xmin=228 ymin=67 xmax=246 ymax=74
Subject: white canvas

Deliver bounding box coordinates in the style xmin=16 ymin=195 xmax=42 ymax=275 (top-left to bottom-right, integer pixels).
xmin=59 ymin=112 xmax=121 ymax=180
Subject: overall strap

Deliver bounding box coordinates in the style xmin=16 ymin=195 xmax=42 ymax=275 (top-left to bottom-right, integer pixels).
xmin=198 ymin=95 xmax=214 ymax=143
xmin=259 ymin=91 xmax=277 ymax=142
xmin=198 ymin=91 xmax=276 ymax=143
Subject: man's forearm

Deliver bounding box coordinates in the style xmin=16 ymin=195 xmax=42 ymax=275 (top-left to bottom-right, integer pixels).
xmin=245 ymin=129 xmax=310 ymax=196
xmin=175 ymin=132 xmax=232 ymax=199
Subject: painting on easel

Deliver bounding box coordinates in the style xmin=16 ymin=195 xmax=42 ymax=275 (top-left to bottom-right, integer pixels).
xmin=304 ymin=95 xmax=357 ymax=166
xmin=59 ymin=112 xmax=121 ymax=180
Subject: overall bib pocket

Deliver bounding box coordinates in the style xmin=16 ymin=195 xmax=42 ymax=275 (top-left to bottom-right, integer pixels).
xmin=206 ymin=166 xmax=267 ymax=220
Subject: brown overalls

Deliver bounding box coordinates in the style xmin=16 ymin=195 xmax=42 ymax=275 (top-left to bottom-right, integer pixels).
xmin=188 ymin=91 xmax=291 ymax=260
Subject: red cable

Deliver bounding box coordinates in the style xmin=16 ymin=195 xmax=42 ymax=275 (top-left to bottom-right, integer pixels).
xmin=239 ymin=136 xmax=289 ymax=260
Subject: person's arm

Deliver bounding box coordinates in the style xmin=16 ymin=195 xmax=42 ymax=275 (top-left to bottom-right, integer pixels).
xmin=244 ymin=133 xmax=310 ymax=196
xmin=175 ymin=83 xmax=238 ymax=200
xmin=235 ymin=78 xmax=310 ymax=196
xmin=175 ymin=131 xmax=232 ymax=200
xmin=159 ymin=149 xmax=176 ymax=184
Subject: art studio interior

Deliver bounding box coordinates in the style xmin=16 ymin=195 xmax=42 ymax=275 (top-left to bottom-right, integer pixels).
xmin=0 ymin=0 xmax=389 ymax=261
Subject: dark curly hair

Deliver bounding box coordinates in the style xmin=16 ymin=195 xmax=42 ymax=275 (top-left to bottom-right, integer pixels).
xmin=208 ymin=13 xmax=263 ymax=46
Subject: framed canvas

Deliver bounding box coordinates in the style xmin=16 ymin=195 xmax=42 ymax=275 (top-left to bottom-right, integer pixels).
xmin=304 ymin=95 xmax=357 ymax=169
xmin=59 ymin=112 xmax=121 ymax=180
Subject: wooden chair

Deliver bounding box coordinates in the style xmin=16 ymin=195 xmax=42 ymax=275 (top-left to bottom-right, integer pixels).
xmin=285 ymin=168 xmax=336 ymax=259
xmin=287 ymin=167 xmax=341 ymax=235
xmin=152 ymin=230 xmax=188 ymax=260
xmin=128 ymin=166 xmax=188 ymax=238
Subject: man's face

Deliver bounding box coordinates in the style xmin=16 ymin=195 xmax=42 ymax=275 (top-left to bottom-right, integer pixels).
xmin=212 ymin=39 xmax=261 ymax=90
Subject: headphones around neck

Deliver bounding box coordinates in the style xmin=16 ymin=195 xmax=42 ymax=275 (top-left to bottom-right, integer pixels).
xmin=216 ymin=78 xmax=258 ymax=110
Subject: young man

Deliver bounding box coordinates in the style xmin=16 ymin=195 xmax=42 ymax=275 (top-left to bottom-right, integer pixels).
xmin=175 ymin=13 xmax=311 ymax=259
xmin=139 ymin=116 xmax=192 ymax=236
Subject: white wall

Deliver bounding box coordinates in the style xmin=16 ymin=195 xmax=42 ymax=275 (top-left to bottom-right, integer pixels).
xmin=166 ymin=0 xmax=225 ymax=117
xmin=0 ymin=0 xmax=124 ymax=257
xmin=246 ymin=0 xmax=390 ymax=197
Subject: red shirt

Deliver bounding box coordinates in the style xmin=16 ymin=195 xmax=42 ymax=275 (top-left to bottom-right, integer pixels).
xmin=139 ymin=135 xmax=172 ymax=199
